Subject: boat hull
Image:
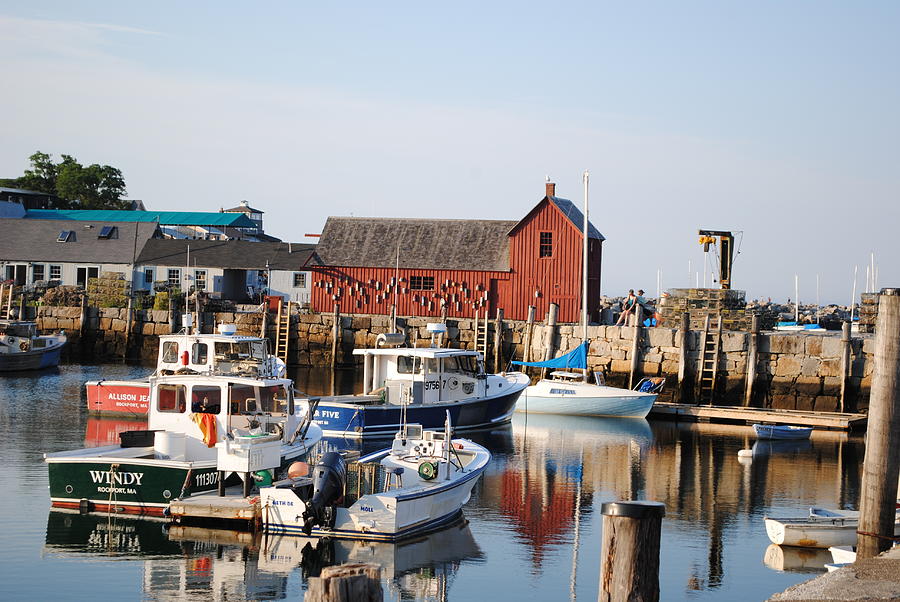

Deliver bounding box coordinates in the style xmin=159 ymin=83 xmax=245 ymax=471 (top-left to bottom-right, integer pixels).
xmin=764 ymin=513 xmax=900 ymax=548
xmin=0 ymin=344 xmax=64 ymax=371
xmin=517 ymin=382 xmax=656 ymax=418
xmin=313 ymin=386 xmax=524 ymax=438
xmin=85 ymin=380 xmax=151 ymax=415
xmin=46 ymin=443 xmax=317 ymax=516
xmin=754 ymin=424 xmax=813 ymax=440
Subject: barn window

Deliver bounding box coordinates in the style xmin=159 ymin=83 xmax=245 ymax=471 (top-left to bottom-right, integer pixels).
xmin=539 ymin=232 xmax=553 ymax=257
xmin=410 ymin=276 xmax=434 ymax=290
xmin=293 ymin=272 xmax=307 ymax=288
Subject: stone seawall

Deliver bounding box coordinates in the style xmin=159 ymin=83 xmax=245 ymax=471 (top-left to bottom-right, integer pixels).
xmin=35 ymin=306 xmax=873 ymax=412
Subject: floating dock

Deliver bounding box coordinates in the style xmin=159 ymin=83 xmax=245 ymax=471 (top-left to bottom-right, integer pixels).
xmin=649 ymin=402 xmax=867 ymax=431
xmin=168 ymin=488 xmax=260 ymax=524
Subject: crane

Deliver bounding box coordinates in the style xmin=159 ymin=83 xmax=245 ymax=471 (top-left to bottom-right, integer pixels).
xmin=698 ymin=229 xmax=734 ymax=290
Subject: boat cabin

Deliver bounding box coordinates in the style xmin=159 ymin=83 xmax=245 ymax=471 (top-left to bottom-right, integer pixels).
xmin=147 ymin=374 xmax=298 ymax=461
xmin=356 ymin=348 xmax=488 ymax=405
xmin=155 ymin=328 xmax=282 ymax=378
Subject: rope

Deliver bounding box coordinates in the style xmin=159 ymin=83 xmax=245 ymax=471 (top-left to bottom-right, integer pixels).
xmin=856 ymin=530 xmax=900 ymax=542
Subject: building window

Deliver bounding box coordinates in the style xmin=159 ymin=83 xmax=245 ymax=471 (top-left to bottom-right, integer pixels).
xmin=32 ymin=264 xmax=45 ymax=283
xmin=194 ymin=270 xmax=207 ymax=291
xmin=293 ymin=272 xmax=307 ymax=288
xmin=539 ymin=232 xmax=553 ymax=257
xmin=49 ymin=265 xmax=62 ymax=281
xmin=410 ymin=276 xmax=434 ymax=290
xmin=57 ymin=230 xmax=74 ymax=242
xmin=144 ymin=268 xmax=154 ymax=286
xmin=168 ymin=269 xmax=181 ymax=288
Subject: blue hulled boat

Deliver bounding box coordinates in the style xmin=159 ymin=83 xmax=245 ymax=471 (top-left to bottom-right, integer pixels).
xmin=310 ymin=341 xmax=529 ymax=438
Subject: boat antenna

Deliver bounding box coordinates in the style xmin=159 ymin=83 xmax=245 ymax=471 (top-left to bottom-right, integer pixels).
xmin=582 ymin=170 xmax=589 ymax=382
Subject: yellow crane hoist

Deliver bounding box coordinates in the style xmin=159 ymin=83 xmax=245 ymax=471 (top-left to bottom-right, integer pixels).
xmin=698 ymin=229 xmax=734 ymax=289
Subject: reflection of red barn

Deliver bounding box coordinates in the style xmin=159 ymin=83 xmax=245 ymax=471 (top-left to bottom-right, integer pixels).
xmin=308 ymin=182 xmax=604 ymax=322
xmin=498 ymin=467 xmax=579 ymax=569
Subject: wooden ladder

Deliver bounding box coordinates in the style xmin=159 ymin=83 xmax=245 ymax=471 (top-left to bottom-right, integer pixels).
xmin=473 ymin=309 xmax=489 ymax=357
xmin=696 ymin=312 xmax=722 ymax=405
xmin=0 ymin=284 xmax=12 ymax=320
xmin=275 ymin=299 xmax=292 ymax=365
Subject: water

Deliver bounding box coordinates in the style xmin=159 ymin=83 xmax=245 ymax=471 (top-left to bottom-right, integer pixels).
xmin=0 ymin=362 xmax=865 ymax=600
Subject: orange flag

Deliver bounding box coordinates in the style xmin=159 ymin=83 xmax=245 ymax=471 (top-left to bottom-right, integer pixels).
xmin=191 ymin=413 xmax=218 ymax=447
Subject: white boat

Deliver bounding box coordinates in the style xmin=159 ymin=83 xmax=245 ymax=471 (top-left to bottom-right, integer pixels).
xmin=45 ymin=371 xmax=323 ymax=515
xmin=85 ymin=321 xmax=286 ymax=415
xmin=764 ymin=507 xmax=900 ymax=548
xmin=0 ymin=319 xmax=66 ymax=371
xmin=261 ymin=417 xmax=490 ymax=541
xmin=512 ymin=342 xmax=661 ymax=418
xmin=753 ymin=424 xmax=813 ymax=440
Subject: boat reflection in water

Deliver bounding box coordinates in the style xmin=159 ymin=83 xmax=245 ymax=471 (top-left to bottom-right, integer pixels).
xmin=43 ymin=510 xmax=482 ymax=600
xmin=763 ymin=544 xmax=832 ymax=574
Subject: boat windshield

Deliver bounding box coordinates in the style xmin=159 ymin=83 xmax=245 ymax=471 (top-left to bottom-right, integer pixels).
xmin=1 ymin=323 xmax=36 ymax=338
xmin=443 ymin=355 xmax=476 ymax=375
xmin=215 ymin=340 xmax=266 ymax=362
xmin=397 ymin=356 xmax=423 ymax=374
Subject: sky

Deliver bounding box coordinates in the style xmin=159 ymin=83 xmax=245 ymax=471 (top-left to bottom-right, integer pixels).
xmin=1 ymin=2 xmax=897 ymax=304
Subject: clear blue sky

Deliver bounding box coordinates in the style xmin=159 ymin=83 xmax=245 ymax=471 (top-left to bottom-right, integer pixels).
xmin=2 ymin=2 xmax=897 ymax=304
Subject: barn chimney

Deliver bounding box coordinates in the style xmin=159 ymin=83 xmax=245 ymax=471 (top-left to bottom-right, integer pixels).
xmin=545 ymin=181 xmax=556 ymax=198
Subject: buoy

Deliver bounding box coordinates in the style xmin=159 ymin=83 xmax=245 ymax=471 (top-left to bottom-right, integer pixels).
xmin=287 ymin=461 xmax=309 ymax=479
xmin=737 ymin=449 xmax=753 ymax=458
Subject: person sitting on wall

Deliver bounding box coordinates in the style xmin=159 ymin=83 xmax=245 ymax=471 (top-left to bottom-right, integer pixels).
xmin=615 ymin=290 xmax=636 ymax=326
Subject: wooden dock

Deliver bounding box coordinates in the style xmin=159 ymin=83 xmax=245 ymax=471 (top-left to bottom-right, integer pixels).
xmin=649 ymin=402 xmax=867 ymax=431
xmin=168 ymin=488 xmax=260 ymax=523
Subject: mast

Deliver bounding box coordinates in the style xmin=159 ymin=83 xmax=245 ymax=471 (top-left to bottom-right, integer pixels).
xmin=582 ymin=171 xmax=589 ymax=382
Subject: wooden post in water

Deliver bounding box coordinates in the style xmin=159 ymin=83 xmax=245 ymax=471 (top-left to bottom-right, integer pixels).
xmin=839 ymin=321 xmax=852 ymax=413
xmin=523 ymin=305 xmax=536 ymax=363
xmin=79 ymin=294 xmax=88 ymax=338
xmin=493 ymin=308 xmax=504 ymax=372
xmin=331 ymin=303 xmax=340 ymax=366
xmin=857 ymin=288 xmax=900 ymax=559
xmin=541 ymin=303 xmax=559 ymax=380
xmin=744 ymin=314 xmax=759 ymax=407
xmin=629 ymin=305 xmax=643 ymax=389
xmin=124 ymin=296 xmax=134 ymax=359
xmin=306 ymin=563 xmax=382 ymax=602
xmin=599 ymin=501 xmax=665 ymax=602
xmin=676 ymin=313 xmax=690 ymax=402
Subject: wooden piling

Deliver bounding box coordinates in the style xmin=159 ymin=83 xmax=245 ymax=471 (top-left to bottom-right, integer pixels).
xmin=124 ymin=296 xmax=134 ymax=358
xmin=541 ymin=303 xmax=559 ymax=380
xmin=599 ymin=501 xmax=665 ymax=602
xmin=629 ymin=305 xmax=643 ymax=389
xmin=857 ymin=289 xmax=900 ymax=559
xmin=523 ymin=305 xmax=536 ymax=363
xmin=331 ymin=303 xmax=340 ymax=365
xmin=306 ymin=563 xmax=382 ymax=602
xmin=493 ymin=308 xmax=504 ymax=372
xmin=743 ymin=314 xmax=759 ymax=407
xmin=676 ymin=313 xmax=689 ymax=402
xmin=839 ymin=321 xmax=852 ymax=413
xmin=79 ymin=295 xmax=88 ymax=337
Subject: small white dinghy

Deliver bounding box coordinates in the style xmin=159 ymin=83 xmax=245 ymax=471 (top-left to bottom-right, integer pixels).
xmin=765 ymin=507 xmax=900 ymax=548
xmin=261 ymin=415 xmax=489 ymax=541
xmin=753 ymin=424 xmax=813 ymax=440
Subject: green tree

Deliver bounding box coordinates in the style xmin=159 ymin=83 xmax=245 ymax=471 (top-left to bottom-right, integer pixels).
xmin=13 ymin=151 xmax=128 ymax=210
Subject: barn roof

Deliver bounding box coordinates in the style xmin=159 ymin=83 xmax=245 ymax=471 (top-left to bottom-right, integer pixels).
xmin=0 ymin=218 xmax=160 ymax=264
xmin=135 ymin=239 xmax=315 ymax=271
xmin=508 ymin=196 xmax=605 ymax=241
xmin=313 ymin=217 xmax=518 ymax=271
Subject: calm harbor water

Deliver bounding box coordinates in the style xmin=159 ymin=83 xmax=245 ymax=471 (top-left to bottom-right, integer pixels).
xmin=0 ymin=362 xmax=865 ymax=600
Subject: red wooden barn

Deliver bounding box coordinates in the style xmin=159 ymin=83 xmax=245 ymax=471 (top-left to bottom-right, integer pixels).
xmin=308 ymin=182 xmax=604 ymax=323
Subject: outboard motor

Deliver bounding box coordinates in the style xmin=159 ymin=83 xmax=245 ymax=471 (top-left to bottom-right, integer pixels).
xmin=302 ymin=452 xmax=347 ymax=535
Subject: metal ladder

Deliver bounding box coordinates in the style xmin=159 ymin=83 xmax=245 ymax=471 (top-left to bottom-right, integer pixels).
xmin=275 ymin=299 xmax=292 ymax=365
xmin=696 ymin=313 xmax=722 ymax=405
xmin=0 ymin=284 xmax=12 ymax=320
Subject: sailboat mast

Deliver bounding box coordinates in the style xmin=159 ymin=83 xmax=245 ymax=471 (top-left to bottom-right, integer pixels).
xmin=582 ymin=171 xmax=589 ymax=383
xmin=582 ymin=171 xmax=589 ymax=344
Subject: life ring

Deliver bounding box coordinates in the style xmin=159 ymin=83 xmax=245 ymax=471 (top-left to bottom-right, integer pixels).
xmin=19 ymin=341 xmax=30 ymax=352
xmin=6 ymin=336 xmax=14 ymax=345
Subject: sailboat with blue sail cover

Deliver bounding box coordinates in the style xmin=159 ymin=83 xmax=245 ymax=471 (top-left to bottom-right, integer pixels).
xmin=512 ymin=341 xmax=660 ymax=418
